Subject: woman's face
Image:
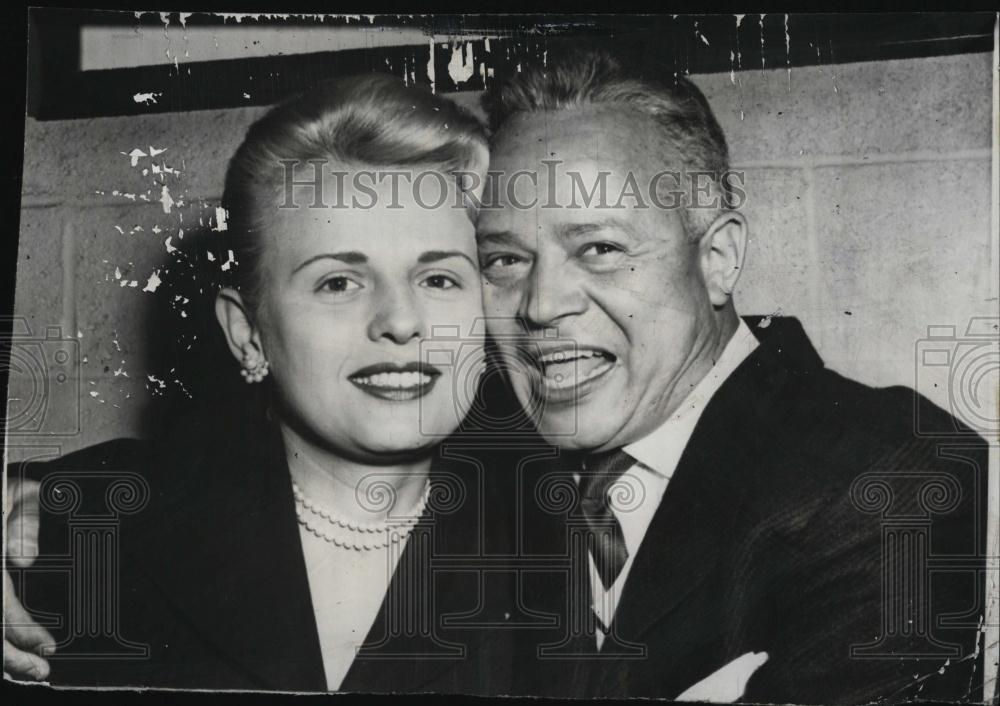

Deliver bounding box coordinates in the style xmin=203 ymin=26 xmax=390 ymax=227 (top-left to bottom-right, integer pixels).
xmin=251 ymin=172 xmax=484 ymax=462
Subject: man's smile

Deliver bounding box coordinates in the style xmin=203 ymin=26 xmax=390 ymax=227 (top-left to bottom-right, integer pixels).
xmin=517 ymin=345 xmax=619 ymax=403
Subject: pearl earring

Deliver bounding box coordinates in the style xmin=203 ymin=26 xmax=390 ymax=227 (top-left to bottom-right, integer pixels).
xmin=240 ymin=351 xmax=270 ymax=383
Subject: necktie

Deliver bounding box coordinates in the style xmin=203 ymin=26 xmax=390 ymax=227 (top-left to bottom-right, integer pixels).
xmin=578 ymin=448 xmax=634 ymax=591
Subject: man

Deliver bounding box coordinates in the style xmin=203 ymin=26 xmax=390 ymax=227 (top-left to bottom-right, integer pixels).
xmin=473 ymin=49 xmax=987 ymax=703
xmin=6 ymin=49 xmax=989 ymax=702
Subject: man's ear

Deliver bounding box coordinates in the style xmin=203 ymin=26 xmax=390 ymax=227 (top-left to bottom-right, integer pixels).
xmin=698 ymin=210 xmax=748 ymax=309
xmin=215 ymin=288 xmax=264 ymax=364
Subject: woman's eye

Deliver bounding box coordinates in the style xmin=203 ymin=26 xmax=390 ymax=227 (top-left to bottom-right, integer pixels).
xmin=318 ymin=276 xmax=361 ymax=294
xmin=421 ymin=274 xmax=459 ymax=290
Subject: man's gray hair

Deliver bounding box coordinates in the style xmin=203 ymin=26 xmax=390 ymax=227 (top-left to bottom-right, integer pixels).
xmin=486 ymin=48 xmax=733 ymax=238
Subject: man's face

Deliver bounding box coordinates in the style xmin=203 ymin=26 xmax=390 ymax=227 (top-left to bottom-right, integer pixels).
xmin=477 ymin=105 xmax=721 ymax=451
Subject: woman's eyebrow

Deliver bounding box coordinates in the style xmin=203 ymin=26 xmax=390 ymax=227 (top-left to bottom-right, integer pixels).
xmin=291 ymin=251 xmax=367 ymax=274
xmin=417 ymin=250 xmax=477 ymax=268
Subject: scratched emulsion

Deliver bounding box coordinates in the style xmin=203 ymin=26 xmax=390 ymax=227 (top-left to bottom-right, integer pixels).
xmin=99 ymin=128 xmax=228 ymax=407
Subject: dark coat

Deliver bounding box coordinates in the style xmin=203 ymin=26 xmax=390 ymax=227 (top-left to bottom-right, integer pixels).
xmin=15 ymin=397 xmax=514 ymax=694
xmin=504 ymin=316 xmax=988 ymax=704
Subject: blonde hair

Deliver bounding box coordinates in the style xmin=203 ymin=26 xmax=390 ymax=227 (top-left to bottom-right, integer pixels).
xmin=222 ymin=73 xmax=488 ymax=312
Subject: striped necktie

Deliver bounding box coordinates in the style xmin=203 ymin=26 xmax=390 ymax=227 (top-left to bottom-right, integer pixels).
xmin=578 ymin=448 xmax=634 ymax=591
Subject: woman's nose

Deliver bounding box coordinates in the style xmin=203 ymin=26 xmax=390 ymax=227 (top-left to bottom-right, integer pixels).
xmin=366 ymin=284 xmax=423 ymax=344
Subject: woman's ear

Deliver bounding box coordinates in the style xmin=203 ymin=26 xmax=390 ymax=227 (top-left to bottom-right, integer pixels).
xmin=698 ymin=210 xmax=748 ymax=309
xmin=215 ymin=288 xmax=264 ymax=365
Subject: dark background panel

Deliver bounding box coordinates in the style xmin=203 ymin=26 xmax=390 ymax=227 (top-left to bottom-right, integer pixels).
xmin=27 ymin=11 xmax=997 ymax=120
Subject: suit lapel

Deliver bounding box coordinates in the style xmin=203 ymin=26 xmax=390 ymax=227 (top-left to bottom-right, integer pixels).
xmin=604 ymin=414 xmax=746 ymax=658
xmin=591 ymin=415 xmax=755 ymax=700
xmin=140 ymin=413 xmax=496 ymax=694
xmin=130 ymin=403 xmax=327 ymax=691
xmin=340 ymin=451 xmax=483 ymax=693
xmin=589 ymin=318 xmax=806 ymax=696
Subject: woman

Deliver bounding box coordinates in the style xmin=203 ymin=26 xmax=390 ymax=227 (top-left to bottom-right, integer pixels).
xmin=8 ymin=74 xmax=514 ymax=693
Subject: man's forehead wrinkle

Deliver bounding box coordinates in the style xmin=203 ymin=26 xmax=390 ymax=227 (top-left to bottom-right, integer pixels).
xmin=557 ymin=218 xmax=640 ymax=240
xmin=475 ymin=229 xmax=520 ymax=246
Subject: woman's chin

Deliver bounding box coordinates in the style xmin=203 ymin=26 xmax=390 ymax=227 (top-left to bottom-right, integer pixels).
xmin=349 ymin=420 xmax=455 ymax=459
xmin=284 ymin=394 xmax=465 ymax=462
xmin=349 ymin=399 xmax=464 ymax=442
xmin=350 ymin=437 xmax=438 ymax=463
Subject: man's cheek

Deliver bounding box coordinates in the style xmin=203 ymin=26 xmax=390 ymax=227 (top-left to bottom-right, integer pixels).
xmin=482 ymin=284 xmax=520 ymax=316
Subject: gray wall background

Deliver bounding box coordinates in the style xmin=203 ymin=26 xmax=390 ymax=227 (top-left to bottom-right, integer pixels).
xmin=8 ymin=51 xmax=996 ymax=461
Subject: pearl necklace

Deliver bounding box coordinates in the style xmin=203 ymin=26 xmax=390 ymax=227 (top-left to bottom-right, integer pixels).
xmin=292 ymin=479 xmax=431 ymax=551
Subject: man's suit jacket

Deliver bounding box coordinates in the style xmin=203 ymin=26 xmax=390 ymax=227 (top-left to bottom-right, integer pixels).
xmin=506 ymin=316 xmax=988 ymax=704
xmin=14 ymin=394 xmax=514 ymax=694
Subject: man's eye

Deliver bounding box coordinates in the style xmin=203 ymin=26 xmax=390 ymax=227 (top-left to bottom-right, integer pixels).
xmin=318 ymin=277 xmax=361 ymax=293
xmin=420 ymin=274 xmax=459 ymax=290
xmin=484 ymin=254 xmax=524 ymax=269
xmin=580 ymin=242 xmax=623 ymax=257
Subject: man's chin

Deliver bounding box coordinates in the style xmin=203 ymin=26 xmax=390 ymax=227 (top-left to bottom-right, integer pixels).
xmin=517 ymin=379 xmax=628 ymax=448
xmin=534 ymin=408 xmax=623 ymax=450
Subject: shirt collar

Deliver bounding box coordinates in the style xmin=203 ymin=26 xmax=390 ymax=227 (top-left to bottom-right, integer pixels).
xmin=623 ymin=318 xmax=760 ymax=478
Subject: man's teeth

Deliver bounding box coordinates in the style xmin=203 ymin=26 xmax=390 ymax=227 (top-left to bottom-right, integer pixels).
xmin=537 ymin=349 xmax=606 ymax=365
xmin=535 ymin=349 xmax=614 ymax=390
xmin=542 ymin=364 xmax=613 ymax=389
xmin=352 ymin=371 xmax=432 ymax=388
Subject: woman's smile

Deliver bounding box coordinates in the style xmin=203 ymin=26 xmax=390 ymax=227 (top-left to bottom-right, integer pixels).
xmin=348 ymin=361 xmax=442 ymax=401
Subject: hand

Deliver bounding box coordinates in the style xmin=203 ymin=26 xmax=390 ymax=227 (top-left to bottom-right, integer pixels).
xmin=4 ymin=477 xmax=52 ymax=681
xmin=676 ymin=651 xmax=769 ymax=703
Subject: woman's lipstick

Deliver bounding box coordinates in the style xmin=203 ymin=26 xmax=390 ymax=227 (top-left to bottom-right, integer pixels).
xmin=348 ymin=361 xmax=442 ymax=402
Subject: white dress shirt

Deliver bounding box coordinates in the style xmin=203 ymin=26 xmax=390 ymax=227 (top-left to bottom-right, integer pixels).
xmin=584 ymin=319 xmax=760 ymax=649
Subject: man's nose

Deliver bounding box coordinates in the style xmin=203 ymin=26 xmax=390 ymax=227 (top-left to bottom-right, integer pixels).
xmin=520 ymin=257 xmax=587 ymax=329
xmin=367 ymin=283 xmax=423 ymax=344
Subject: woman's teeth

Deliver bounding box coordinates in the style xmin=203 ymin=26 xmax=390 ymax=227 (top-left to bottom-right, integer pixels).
xmin=352 ymin=371 xmax=432 ymax=389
